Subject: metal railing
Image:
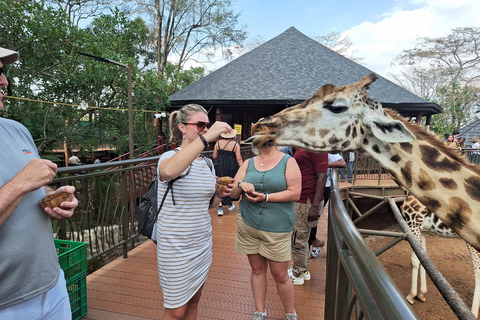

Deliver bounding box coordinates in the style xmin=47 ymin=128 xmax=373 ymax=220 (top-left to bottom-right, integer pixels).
xmin=51 ymin=145 xmax=254 ymax=267
xmin=52 ymin=156 xmax=159 ymax=262
xmin=352 ymin=154 xmax=390 ymax=184
xmin=324 ymin=169 xmax=419 ymax=320
xmin=461 ymin=149 xmax=480 ymax=165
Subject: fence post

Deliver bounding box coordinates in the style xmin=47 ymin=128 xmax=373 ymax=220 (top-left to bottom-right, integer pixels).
xmin=120 ymin=169 xmax=129 ymax=258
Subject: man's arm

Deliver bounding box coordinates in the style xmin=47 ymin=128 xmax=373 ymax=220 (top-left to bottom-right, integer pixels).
xmin=0 ymin=159 xmax=57 ymax=226
xmin=329 ymin=158 xmax=346 ymax=168
xmin=308 ymin=171 xmax=327 ymax=221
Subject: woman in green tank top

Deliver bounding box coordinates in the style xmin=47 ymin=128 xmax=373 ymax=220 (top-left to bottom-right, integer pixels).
xmin=230 ymin=141 xmax=302 ymax=320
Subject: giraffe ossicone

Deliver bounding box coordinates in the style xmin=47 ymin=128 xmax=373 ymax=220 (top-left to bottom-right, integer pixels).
xmin=251 ymin=73 xmax=480 ymax=251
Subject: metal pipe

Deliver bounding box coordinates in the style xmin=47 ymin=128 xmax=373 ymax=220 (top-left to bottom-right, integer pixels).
xmin=357 ymin=229 xmax=404 ymax=238
xmin=326 ymin=169 xmax=418 ymax=319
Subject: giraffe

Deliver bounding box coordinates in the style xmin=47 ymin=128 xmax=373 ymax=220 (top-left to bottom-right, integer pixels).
xmin=249 ymin=73 xmax=480 ymax=252
xmin=401 ymin=192 xmax=480 ymax=317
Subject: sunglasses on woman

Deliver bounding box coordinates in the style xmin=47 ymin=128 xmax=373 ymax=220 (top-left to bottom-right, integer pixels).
xmin=183 ymin=121 xmax=212 ymax=131
xmin=0 ymin=67 xmax=6 ymax=76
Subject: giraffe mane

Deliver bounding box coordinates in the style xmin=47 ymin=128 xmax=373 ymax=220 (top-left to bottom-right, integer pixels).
xmin=386 ymin=109 xmax=480 ymax=175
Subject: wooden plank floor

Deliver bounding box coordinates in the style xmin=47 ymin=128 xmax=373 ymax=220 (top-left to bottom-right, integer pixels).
xmin=84 ymin=202 xmax=329 ymax=320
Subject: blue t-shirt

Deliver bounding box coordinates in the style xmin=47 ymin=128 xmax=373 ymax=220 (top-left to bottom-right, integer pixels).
xmin=0 ymin=118 xmax=60 ymax=310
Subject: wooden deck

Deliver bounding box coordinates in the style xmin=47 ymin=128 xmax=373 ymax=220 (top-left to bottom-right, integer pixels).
xmin=84 ymin=203 xmax=329 ymax=320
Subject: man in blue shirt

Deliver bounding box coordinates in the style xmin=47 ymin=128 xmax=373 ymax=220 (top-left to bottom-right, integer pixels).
xmin=0 ymin=47 xmax=78 ymax=319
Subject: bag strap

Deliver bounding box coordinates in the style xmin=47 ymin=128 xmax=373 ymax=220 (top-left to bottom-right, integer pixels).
xmin=154 ymin=149 xmax=213 ymax=220
xmin=221 ymin=140 xmax=232 ymax=151
xmin=154 ymin=149 xmax=188 ymax=219
xmin=199 ymin=153 xmax=213 ymax=172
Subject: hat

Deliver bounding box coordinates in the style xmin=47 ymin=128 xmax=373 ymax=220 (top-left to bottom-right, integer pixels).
xmin=68 ymin=156 xmax=81 ymax=165
xmin=220 ymin=129 xmax=237 ymax=139
xmin=0 ymin=47 xmax=19 ymax=65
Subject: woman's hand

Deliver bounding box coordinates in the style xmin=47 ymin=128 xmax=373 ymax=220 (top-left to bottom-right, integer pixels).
xmin=217 ymin=183 xmax=234 ymax=198
xmin=203 ymin=121 xmax=233 ymax=142
xmin=238 ymin=181 xmax=255 ymax=194
xmin=245 ymin=191 xmax=266 ymax=203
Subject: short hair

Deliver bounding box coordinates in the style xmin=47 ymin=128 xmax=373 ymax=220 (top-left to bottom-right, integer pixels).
xmin=168 ymin=104 xmax=208 ymax=144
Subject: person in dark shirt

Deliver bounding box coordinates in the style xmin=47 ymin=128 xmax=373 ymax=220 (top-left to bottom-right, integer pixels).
xmin=289 ymin=149 xmax=328 ymax=285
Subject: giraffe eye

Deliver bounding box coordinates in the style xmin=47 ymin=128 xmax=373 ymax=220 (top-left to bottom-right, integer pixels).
xmin=325 ymin=105 xmax=348 ymax=114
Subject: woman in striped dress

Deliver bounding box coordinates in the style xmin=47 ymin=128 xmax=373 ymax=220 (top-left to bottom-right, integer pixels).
xmin=157 ymin=104 xmax=234 ymax=319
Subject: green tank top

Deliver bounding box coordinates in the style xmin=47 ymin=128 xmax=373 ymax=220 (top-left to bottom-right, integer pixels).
xmin=239 ymin=154 xmax=295 ymax=233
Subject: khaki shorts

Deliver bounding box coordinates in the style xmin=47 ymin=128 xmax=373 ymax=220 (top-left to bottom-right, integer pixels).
xmin=235 ymin=211 xmax=292 ymax=262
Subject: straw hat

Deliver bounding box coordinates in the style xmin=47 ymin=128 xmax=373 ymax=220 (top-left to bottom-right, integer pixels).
xmin=68 ymin=156 xmax=81 ymax=165
xmin=0 ymin=47 xmax=19 ymax=65
xmin=220 ymin=129 xmax=237 ymax=139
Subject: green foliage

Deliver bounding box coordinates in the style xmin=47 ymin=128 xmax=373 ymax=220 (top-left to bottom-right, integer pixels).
xmin=164 ymin=62 xmax=205 ymax=94
xmin=133 ymin=0 xmax=246 ymax=88
xmin=392 ymin=27 xmax=480 ymax=134
xmin=1 ymin=1 xmax=175 ymax=159
xmin=430 ymin=81 xmax=478 ymax=136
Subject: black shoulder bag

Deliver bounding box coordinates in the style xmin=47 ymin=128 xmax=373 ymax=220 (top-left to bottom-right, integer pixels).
xmin=138 ymin=151 xmax=213 ymax=243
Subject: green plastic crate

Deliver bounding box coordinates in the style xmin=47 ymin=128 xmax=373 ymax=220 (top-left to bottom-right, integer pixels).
xmin=67 ymin=272 xmax=87 ymax=320
xmin=54 ymin=239 xmax=87 ymax=281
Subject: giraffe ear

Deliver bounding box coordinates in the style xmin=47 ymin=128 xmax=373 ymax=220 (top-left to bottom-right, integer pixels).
xmin=368 ymin=116 xmax=415 ymax=143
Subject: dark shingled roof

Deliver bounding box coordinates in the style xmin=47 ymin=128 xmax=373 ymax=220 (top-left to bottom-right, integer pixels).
xmin=170 ymin=27 xmax=442 ymax=116
xmin=460 ymin=118 xmax=480 ymax=147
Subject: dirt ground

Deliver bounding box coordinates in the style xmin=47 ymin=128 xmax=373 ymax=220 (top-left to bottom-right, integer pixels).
xmin=359 ymin=211 xmax=477 ymax=320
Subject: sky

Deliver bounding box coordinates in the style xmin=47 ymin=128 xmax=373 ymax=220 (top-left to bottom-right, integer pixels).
xmin=190 ymin=0 xmax=480 ymax=81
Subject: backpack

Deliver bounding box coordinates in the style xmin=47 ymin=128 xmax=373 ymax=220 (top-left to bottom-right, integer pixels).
xmin=138 ymin=149 xmax=213 ymax=243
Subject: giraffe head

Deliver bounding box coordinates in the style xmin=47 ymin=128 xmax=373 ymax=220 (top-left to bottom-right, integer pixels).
xmin=250 ymin=73 xmax=415 ymax=152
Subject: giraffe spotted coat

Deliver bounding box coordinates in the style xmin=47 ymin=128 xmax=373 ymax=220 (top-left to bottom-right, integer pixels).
xmin=401 ymin=192 xmax=480 ymax=317
xmin=250 ymin=73 xmax=480 ymax=252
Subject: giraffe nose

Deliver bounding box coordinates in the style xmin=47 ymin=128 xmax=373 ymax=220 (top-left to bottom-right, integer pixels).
xmin=251 ymin=117 xmax=277 ymax=135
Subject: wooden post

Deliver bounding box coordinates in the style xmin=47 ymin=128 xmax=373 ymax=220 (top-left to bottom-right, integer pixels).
xmin=64 ymin=119 xmax=69 ymax=167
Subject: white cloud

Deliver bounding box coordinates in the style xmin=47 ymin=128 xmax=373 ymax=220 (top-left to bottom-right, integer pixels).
xmin=178 ymin=0 xmax=480 ymax=80
xmin=343 ymin=0 xmax=480 ymax=80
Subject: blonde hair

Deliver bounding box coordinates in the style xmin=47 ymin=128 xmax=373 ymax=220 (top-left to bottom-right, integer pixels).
xmin=168 ymin=104 xmax=208 ymax=144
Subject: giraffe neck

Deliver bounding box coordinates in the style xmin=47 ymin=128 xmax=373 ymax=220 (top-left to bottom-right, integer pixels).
xmin=402 ymin=193 xmax=458 ymax=238
xmin=363 ymin=135 xmax=480 ymax=250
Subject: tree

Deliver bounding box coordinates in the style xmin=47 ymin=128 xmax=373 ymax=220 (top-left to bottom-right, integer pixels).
xmin=246 ymin=35 xmax=266 ymax=51
xmin=163 ymin=61 xmax=205 ymax=94
xmin=1 ymin=1 xmax=169 ymax=157
xmin=391 ymin=27 xmax=480 ymax=135
xmin=45 ymin=0 xmax=125 ymax=26
xmin=316 ymin=31 xmax=364 ymax=63
xmin=131 ymin=0 xmax=246 ymax=91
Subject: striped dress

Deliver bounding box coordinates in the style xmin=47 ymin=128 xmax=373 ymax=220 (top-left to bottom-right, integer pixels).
xmin=156 ymin=150 xmax=216 ymax=308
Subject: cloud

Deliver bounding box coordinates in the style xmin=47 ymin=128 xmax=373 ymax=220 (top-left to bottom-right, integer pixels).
xmin=343 ymin=0 xmax=480 ymax=80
